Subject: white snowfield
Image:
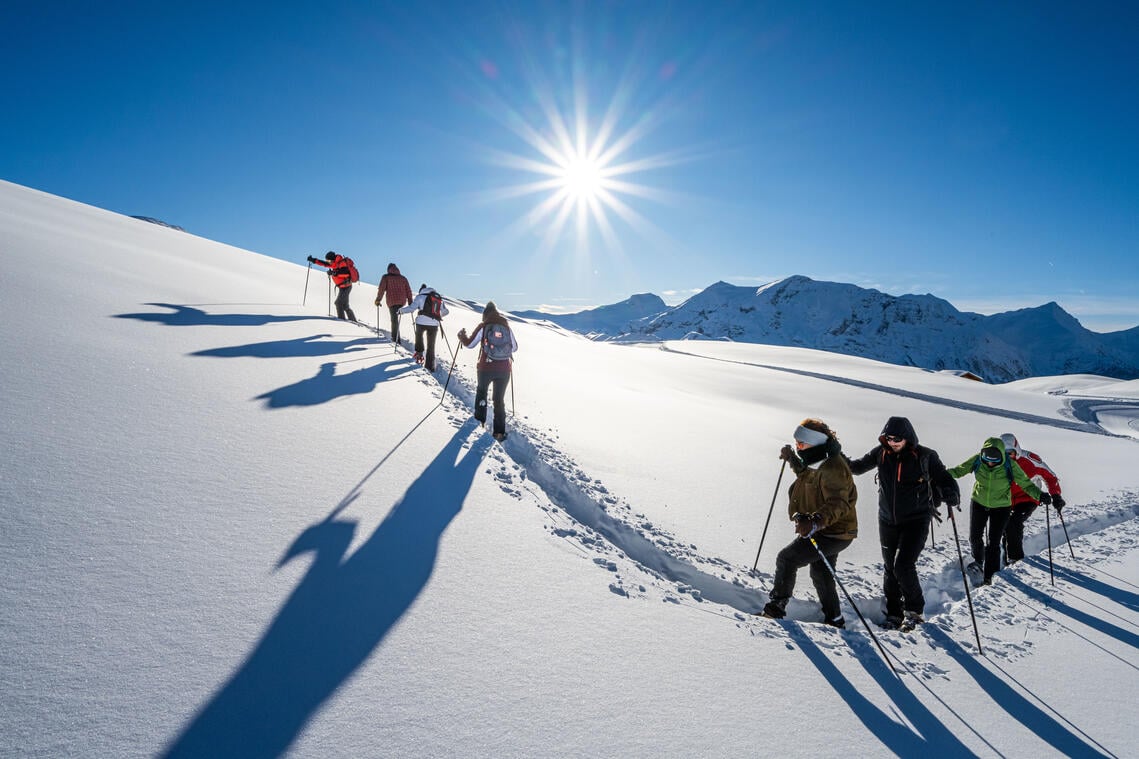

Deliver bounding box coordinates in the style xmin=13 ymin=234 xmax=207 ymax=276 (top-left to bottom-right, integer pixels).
xmin=2 ymin=178 xmax=1137 ymax=758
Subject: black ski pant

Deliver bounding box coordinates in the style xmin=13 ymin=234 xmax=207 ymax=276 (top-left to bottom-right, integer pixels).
xmin=769 ymin=534 xmax=853 ymax=622
xmin=334 ymin=285 xmax=356 ymax=321
xmin=474 ymin=368 xmax=511 ymax=435
xmin=387 ymin=305 xmax=403 ymax=343
xmin=880 ymin=517 xmax=930 ymax=617
xmin=414 ymin=324 xmax=438 ymax=371
xmin=969 ymin=501 xmax=1013 ymax=582
xmin=1002 ymin=502 xmax=1038 ymax=565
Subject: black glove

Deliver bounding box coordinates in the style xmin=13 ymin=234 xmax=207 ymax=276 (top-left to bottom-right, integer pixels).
xmin=1038 ymin=492 xmax=1052 ymax=506
xmin=307 ymin=255 xmax=318 ymax=264
xmin=793 ymin=512 xmax=821 ymax=537
xmin=779 ymin=444 xmax=797 ymax=462
xmin=1051 ymin=495 xmax=1065 ymax=511
xmin=931 ymin=507 xmax=943 ymax=524
xmin=457 ymin=328 xmax=468 ymax=342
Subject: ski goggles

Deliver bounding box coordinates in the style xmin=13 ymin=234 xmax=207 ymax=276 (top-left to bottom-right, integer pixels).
xmin=980 ymin=448 xmax=1002 ymax=464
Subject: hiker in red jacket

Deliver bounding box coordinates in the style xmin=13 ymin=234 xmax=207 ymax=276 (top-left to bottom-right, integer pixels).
xmin=999 ymin=433 xmax=1065 ymax=565
xmin=308 ymin=251 xmax=357 ymax=321
xmin=374 ymin=263 xmax=413 ymax=343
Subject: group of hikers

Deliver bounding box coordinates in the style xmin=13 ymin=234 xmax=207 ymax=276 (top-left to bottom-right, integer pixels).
xmin=761 ymin=417 xmax=1064 ymax=633
xmin=306 ymin=252 xmax=1070 ymax=624
xmin=306 ymin=253 xmax=518 ymax=441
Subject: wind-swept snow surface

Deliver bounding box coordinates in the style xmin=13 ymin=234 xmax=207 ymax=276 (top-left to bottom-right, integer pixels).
xmin=2 ymin=179 xmax=1138 ymax=758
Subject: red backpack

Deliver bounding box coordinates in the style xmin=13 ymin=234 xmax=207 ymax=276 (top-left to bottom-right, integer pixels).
xmin=343 ymin=257 xmax=360 ymax=283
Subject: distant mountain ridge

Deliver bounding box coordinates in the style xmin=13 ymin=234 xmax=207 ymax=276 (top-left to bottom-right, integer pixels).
xmin=514 ymin=276 xmax=1139 ymax=382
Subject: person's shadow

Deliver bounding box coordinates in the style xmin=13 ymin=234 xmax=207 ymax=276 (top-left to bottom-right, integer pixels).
xmin=163 ymin=422 xmax=491 ymax=758
xmin=254 ymin=359 xmax=417 ymax=408
xmin=114 ymin=303 xmax=323 ymax=327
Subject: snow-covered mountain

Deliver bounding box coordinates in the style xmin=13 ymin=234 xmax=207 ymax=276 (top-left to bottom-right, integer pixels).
xmin=514 ymin=292 xmax=666 ymax=337
xmin=4 ymin=178 xmax=1139 ymax=758
xmin=534 ymin=277 xmax=1139 ymax=383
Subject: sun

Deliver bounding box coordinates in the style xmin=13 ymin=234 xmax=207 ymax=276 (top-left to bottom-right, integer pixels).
xmin=559 ymin=154 xmax=605 ymax=202
xmin=471 ymin=63 xmax=688 ymax=261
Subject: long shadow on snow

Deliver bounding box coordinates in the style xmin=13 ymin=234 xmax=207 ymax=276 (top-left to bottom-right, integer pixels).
xmin=163 ymin=422 xmax=491 ymax=759
xmin=254 ymin=359 xmax=418 ymax=408
xmin=1001 ymin=574 xmax=1139 ymax=651
xmin=1023 ymin=556 xmax=1139 ymax=614
xmin=785 ymin=625 xmax=979 ymax=756
xmin=923 ymin=625 xmax=1115 ymax=758
xmin=192 ymin=334 xmax=380 ymax=359
xmin=661 ymin=346 xmax=1111 ymax=437
xmin=114 ymin=303 xmax=326 ymax=327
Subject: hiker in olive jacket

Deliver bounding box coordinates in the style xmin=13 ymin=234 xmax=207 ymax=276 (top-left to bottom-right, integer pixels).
xmin=848 ymin=416 xmax=959 ymax=629
xmin=762 ymin=418 xmax=858 ymax=628
xmin=948 ymin=436 xmax=1048 ymax=585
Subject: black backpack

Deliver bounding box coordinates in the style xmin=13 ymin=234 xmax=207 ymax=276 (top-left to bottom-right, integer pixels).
xmin=420 ymin=291 xmax=443 ymax=321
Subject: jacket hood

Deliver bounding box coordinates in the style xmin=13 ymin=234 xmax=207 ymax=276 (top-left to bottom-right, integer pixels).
xmin=387 ymin=263 xmax=401 ymax=275
xmin=879 ymin=416 xmax=918 ymax=447
xmin=1000 ymin=433 xmax=1021 ymax=457
xmin=982 ymin=436 xmax=1008 ymax=463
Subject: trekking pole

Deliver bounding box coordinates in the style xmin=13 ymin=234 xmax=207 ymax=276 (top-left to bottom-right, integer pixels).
xmin=805 ymin=532 xmax=899 ymax=678
xmin=376 ymin=304 xmax=381 ymax=337
xmin=929 ymin=518 xmax=937 ymax=550
xmin=1057 ymin=507 xmax=1076 ymax=559
xmin=1045 ymin=503 xmax=1055 ymax=587
xmin=437 ymin=332 xmax=461 ymax=407
xmin=751 ymin=460 xmax=787 ymax=573
xmin=947 ymin=508 xmax=983 ymax=655
xmin=303 ymin=262 xmax=312 ymax=306
xmin=327 ymin=276 xmax=332 ymax=317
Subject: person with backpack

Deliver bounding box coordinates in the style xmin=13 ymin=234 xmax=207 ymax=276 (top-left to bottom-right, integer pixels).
xmin=762 ymin=418 xmax=858 ymax=628
xmin=400 ymin=284 xmax=448 ymax=371
xmin=999 ymin=433 xmax=1065 ymax=565
xmin=848 ymin=417 xmax=959 ymax=631
xmin=948 ymin=437 xmax=1050 ymax=586
xmin=456 ymin=302 xmax=517 ymax=441
xmin=373 ymin=262 xmax=414 ymax=344
xmin=307 ymin=251 xmax=358 ymax=321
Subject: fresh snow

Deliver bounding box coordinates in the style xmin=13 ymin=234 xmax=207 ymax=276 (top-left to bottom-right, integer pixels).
xmin=2 ymin=178 xmax=1138 ymax=758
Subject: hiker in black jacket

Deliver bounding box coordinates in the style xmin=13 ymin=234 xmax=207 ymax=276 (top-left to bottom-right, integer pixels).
xmin=848 ymin=417 xmax=959 ymax=631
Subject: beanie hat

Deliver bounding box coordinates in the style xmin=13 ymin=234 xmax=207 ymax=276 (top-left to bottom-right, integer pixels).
xmin=325 ymin=251 xmax=337 ymax=262
xmin=1000 ymin=433 xmax=1020 ymax=456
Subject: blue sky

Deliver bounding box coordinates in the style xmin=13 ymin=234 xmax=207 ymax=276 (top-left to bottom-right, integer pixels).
xmin=3 ymin=1 xmax=1137 ymax=331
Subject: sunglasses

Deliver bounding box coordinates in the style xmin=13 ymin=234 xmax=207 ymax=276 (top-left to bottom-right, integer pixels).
xmin=883 ymin=435 xmax=904 ymax=443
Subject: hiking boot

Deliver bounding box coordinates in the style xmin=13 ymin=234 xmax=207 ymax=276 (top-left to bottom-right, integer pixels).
xmin=413 ymin=352 xmax=424 ymax=364
xmin=492 ymin=431 xmax=507 ymax=442
xmin=881 ymin=615 xmax=903 ymax=630
xmin=761 ymin=600 xmax=786 ymax=619
xmin=900 ymin=611 xmax=924 ymax=632
xmin=825 ymin=616 xmax=846 ymax=629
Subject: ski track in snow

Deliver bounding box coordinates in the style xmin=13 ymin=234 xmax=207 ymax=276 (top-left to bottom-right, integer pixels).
xmin=355 ymin=320 xmax=1139 ymax=670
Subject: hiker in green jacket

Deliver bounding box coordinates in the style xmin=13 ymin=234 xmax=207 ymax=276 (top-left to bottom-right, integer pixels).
xmin=948 ymin=436 xmax=1050 ymax=585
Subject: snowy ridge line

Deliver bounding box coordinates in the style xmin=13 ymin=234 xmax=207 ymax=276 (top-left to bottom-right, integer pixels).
xmin=659 ymin=345 xmax=1114 ymax=437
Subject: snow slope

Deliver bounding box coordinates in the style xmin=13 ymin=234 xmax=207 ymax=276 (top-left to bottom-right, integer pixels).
xmin=2 ymin=179 xmax=1138 ymax=758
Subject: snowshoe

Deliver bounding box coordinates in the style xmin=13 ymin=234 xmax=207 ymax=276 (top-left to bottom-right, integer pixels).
xmin=413 ymin=351 xmax=424 ymax=365
xmin=965 ymin=561 xmax=984 ymax=587
xmin=899 ymin=611 xmax=924 ymax=633
xmin=881 ymin=615 xmax=903 ymax=631
xmin=824 ymin=616 xmax=846 ymax=629
xmin=492 ymin=431 xmax=508 ymax=442
xmin=760 ymin=601 xmax=786 ymax=619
